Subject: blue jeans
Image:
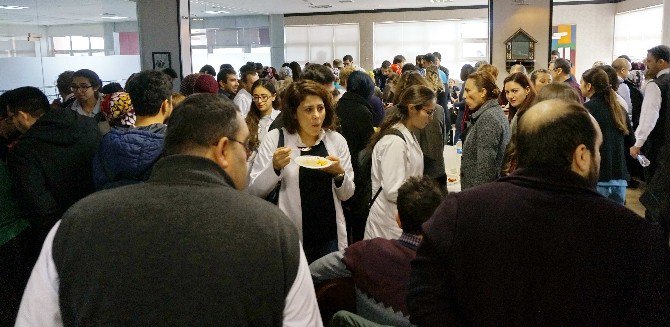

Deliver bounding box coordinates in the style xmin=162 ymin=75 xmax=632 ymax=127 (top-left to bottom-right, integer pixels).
xmin=597 ymin=180 xmax=627 ymax=205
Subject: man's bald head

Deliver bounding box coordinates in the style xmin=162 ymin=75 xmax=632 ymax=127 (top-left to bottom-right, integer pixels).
xmin=612 ymin=58 xmax=632 ymax=79
xmin=516 ymin=99 xmax=599 ymax=171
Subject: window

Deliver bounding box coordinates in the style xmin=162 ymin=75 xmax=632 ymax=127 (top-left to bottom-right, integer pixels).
xmin=190 ymin=26 xmax=272 ymax=73
xmin=614 ymin=6 xmax=663 ymax=62
xmin=0 ymin=0 xmax=140 ymax=99
xmin=51 ymin=36 xmax=106 ymax=56
xmin=284 ymin=24 xmax=360 ymax=67
xmin=373 ymin=19 xmax=488 ymax=80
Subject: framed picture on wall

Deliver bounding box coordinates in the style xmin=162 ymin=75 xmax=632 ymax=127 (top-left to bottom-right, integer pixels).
xmin=152 ymin=52 xmax=171 ymax=70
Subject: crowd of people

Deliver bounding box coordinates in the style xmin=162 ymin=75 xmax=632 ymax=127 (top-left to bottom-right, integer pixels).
xmin=1 ymin=47 xmax=670 ymax=326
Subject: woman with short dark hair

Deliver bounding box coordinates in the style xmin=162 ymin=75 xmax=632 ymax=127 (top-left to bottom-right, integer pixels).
xmin=68 ymin=69 xmax=103 ymax=118
xmin=248 ymin=80 xmax=354 ymax=263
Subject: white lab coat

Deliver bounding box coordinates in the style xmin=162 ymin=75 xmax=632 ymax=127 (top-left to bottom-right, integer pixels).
xmin=364 ymin=123 xmax=424 ymax=240
xmin=248 ymin=128 xmax=355 ymax=251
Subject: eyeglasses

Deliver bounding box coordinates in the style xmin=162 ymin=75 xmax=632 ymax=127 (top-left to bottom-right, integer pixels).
xmin=230 ymin=138 xmax=252 ymax=157
xmin=252 ymin=94 xmax=272 ymax=102
xmin=70 ymin=84 xmax=92 ymax=92
xmin=422 ymin=108 xmax=436 ymax=116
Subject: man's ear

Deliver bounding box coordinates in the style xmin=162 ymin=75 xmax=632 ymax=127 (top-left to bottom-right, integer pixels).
xmin=219 ymin=81 xmax=225 ymax=89
xmin=212 ymin=136 xmax=231 ymax=169
xmin=161 ymin=99 xmax=173 ymax=118
xmin=571 ymin=144 xmax=591 ymax=178
xmin=18 ymin=110 xmax=34 ymax=125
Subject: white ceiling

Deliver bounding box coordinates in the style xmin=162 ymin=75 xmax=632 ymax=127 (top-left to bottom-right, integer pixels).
xmin=189 ymin=0 xmax=488 ymax=17
xmin=190 ymin=0 xmax=610 ymax=16
xmin=0 ymin=0 xmax=137 ymax=25
xmin=0 ymin=0 xmax=611 ymax=25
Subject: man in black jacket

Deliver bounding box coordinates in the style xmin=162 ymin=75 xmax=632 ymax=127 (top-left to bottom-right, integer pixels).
xmin=5 ymin=87 xmax=98 ymax=254
xmin=16 ymin=94 xmax=322 ymax=326
xmin=408 ymin=99 xmax=670 ymax=326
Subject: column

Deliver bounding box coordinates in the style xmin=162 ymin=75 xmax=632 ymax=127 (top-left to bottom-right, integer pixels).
xmin=489 ymin=0 xmax=552 ymax=84
xmin=359 ymin=20 xmax=374 ymax=71
xmin=136 ymin=0 xmax=192 ymax=78
xmin=102 ymin=23 xmax=116 ymax=56
xmin=663 ymin=0 xmax=670 ymax=47
xmin=270 ymin=15 xmax=285 ymax=69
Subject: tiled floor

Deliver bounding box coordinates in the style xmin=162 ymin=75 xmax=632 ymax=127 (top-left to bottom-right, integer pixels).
xmin=626 ymin=184 xmax=645 ymax=217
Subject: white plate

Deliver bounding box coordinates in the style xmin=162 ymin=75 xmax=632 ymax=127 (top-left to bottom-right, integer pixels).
xmin=294 ymin=155 xmax=334 ymax=169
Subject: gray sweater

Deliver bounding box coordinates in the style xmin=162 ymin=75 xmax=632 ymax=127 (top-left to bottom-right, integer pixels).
xmin=52 ymin=155 xmax=301 ymax=326
xmin=461 ymin=99 xmax=511 ymax=189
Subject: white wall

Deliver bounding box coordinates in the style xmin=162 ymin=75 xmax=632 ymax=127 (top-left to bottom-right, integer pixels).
xmin=491 ymin=0 xmax=551 ymax=85
xmin=552 ymin=0 xmax=664 ymax=80
xmin=0 ymin=55 xmax=141 ymax=96
xmin=553 ymin=3 xmax=617 ymax=80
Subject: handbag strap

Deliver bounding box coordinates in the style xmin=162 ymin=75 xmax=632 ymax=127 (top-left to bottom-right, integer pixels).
xmin=273 ymin=128 xmax=285 ymax=178
xmin=278 ymin=128 xmax=284 ymax=148
xmin=368 ymin=128 xmax=405 ymax=208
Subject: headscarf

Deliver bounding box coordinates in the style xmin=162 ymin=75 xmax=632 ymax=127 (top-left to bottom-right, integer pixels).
xmin=100 ymin=92 xmax=136 ymax=128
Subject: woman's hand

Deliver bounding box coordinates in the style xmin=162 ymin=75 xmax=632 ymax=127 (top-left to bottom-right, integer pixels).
xmin=321 ymin=155 xmax=345 ymax=176
xmin=272 ymin=147 xmax=292 ymax=171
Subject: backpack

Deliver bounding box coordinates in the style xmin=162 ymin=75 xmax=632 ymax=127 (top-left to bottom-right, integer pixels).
xmin=357 ymin=128 xmax=406 ymax=213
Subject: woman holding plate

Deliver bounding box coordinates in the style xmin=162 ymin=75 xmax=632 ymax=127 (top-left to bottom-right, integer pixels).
xmin=248 ymin=80 xmax=354 ymax=263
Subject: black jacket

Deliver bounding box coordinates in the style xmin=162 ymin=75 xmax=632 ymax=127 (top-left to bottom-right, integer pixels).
xmin=408 ymin=167 xmax=670 ymax=326
xmin=584 ymin=92 xmax=631 ymax=181
xmin=336 ymin=91 xmax=375 ymax=172
xmin=336 ymin=91 xmax=375 ymax=241
xmin=8 ymin=109 xmax=99 ymax=237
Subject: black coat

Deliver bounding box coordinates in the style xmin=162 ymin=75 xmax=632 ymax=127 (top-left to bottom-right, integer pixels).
xmin=584 ymin=93 xmax=631 ymax=181
xmin=336 ymin=91 xmax=375 ymax=241
xmin=336 ymin=91 xmax=375 ymax=171
xmin=408 ymin=167 xmax=670 ymax=326
xmin=8 ymin=109 xmax=99 ymax=237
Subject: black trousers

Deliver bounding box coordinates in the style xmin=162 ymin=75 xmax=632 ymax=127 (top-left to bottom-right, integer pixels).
xmin=0 ymin=229 xmax=35 ymax=326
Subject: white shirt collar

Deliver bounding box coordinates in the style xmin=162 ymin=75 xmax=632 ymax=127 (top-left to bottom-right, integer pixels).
xmin=657 ymin=68 xmax=670 ymax=78
xmin=296 ymin=129 xmax=327 ymax=147
xmin=71 ymin=93 xmax=102 ymax=117
xmin=270 ymin=109 xmax=280 ymax=120
xmin=238 ymin=88 xmax=252 ymax=98
xmin=259 ymin=109 xmax=280 ymax=122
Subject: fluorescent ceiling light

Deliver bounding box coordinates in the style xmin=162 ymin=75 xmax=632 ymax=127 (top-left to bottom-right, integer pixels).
xmin=101 ymin=16 xmax=129 ymax=20
xmin=204 ymin=10 xmax=229 ymax=14
xmin=0 ymin=5 xmax=29 ymax=9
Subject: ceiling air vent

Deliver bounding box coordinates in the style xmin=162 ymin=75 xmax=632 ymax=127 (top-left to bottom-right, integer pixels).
xmin=308 ymin=4 xmax=333 ymax=8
